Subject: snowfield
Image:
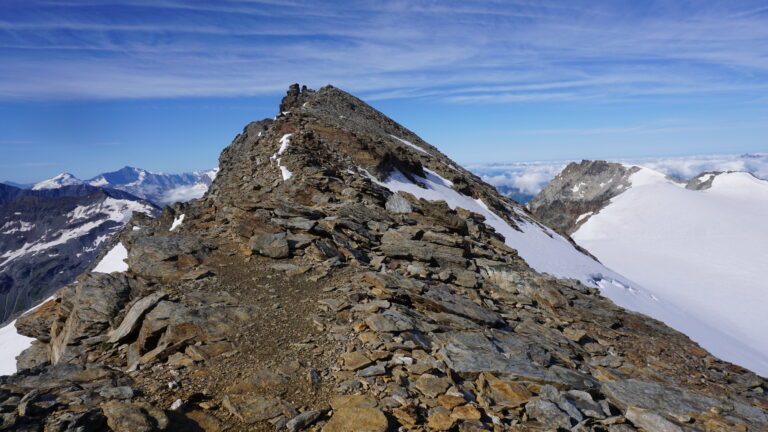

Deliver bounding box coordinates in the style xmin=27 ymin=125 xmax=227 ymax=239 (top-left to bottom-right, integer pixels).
xmin=573 ymin=168 xmax=768 ymax=376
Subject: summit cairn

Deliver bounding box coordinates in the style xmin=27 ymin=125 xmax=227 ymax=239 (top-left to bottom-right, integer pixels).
xmin=5 ymin=85 xmax=767 ymax=431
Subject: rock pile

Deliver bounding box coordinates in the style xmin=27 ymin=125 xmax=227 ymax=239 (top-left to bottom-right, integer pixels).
xmin=3 ymin=85 xmax=766 ymax=431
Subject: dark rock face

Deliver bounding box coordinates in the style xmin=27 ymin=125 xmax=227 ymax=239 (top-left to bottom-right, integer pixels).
xmin=0 ymin=186 xmax=157 ymax=326
xmin=2 ymin=85 xmax=766 ymax=432
xmin=528 ymin=160 xmax=639 ymax=234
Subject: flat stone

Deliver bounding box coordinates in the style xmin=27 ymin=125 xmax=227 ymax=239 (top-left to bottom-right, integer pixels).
xmin=365 ymin=310 xmax=414 ymax=332
xmin=101 ymin=401 xmax=154 ymax=432
xmin=427 ymin=412 xmax=456 ymax=431
xmin=392 ymin=406 xmax=419 ymax=426
xmin=322 ymin=407 xmax=387 ymax=432
xmin=436 ymin=330 xmax=596 ymax=389
xmin=602 ymin=379 xmax=768 ymax=426
xmin=525 ymin=398 xmax=573 ymax=430
xmin=318 ymin=298 xmax=348 ymax=312
xmin=249 ymin=233 xmax=290 ymax=258
xmin=385 ymin=193 xmax=412 ymax=214
xmin=454 ymin=271 xmax=478 ymax=288
xmin=127 ymin=235 xmax=208 ymax=280
xmin=286 ymin=410 xmax=323 ymax=431
xmin=222 ymin=395 xmax=289 ymax=423
xmin=330 ymin=395 xmax=378 ymax=411
xmin=414 ymin=374 xmax=451 ymax=398
xmin=183 ymin=410 xmax=224 ymax=432
xmin=342 ymin=351 xmax=373 ymax=370
xmin=417 ymin=286 xmax=502 ymax=325
xmin=15 ymin=299 xmax=59 ymax=342
xmin=16 ymin=341 xmax=49 ymax=371
xmin=228 ymin=369 xmax=287 ymax=393
xmin=486 ymin=380 xmax=532 ymax=407
xmin=565 ymin=389 xmax=606 ymax=419
xmin=357 ymin=363 xmax=387 ymax=377
xmin=437 ymin=394 xmax=466 ymax=410
xmin=107 ymin=292 xmax=167 ymax=343
xmin=451 ymin=405 xmax=482 ymax=421
xmin=99 ymin=386 xmax=134 ymax=400
xmin=625 ymin=406 xmax=683 ymax=432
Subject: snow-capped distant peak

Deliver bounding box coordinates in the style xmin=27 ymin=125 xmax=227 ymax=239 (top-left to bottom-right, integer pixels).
xmin=31 ymin=173 xmax=83 ymax=190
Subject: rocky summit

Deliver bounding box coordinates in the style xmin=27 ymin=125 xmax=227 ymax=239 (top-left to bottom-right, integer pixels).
xmin=527 ymin=161 xmax=639 ymax=236
xmin=4 ymin=85 xmax=767 ymax=432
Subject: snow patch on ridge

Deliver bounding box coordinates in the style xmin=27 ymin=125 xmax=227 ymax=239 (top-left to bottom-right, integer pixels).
xmin=390 ymin=135 xmax=428 ymax=154
xmin=0 ymin=320 xmax=34 ymax=375
xmin=271 ymin=134 xmax=294 ymax=181
xmin=170 ymin=214 xmax=185 ymax=231
xmin=93 ymin=243 xmax=129 ymax=273
xmin=0 ymin=297 xmax=54 ymax=376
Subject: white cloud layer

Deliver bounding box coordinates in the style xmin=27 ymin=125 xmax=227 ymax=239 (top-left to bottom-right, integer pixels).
xmin=469 ymin=153 xmax=768 ymax=197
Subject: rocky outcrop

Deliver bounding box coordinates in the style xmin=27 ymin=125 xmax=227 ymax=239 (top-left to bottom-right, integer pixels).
xmin=2 ymin=85 xmax=765 ymax=432
xmin=527 ymin=161 xmax=639 ymax=235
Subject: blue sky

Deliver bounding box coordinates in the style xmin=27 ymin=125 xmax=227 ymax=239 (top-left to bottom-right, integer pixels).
xmin=1 ymin=0 xmax=767 ymax=182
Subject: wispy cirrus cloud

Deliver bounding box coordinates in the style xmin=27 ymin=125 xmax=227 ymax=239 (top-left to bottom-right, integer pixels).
xmin=0 ymin=0 xmax=767 ymax=102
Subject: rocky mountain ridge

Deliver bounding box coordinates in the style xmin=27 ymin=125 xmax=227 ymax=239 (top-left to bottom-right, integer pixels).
xmin=2 ymin=85 xmax=766 ymax=432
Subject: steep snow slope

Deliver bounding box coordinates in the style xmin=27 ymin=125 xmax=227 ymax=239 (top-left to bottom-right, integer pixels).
xmin=365 ymin=168 xmax=623 ymax=285
xmin=573 ymin=168 xmax=768 ymax=375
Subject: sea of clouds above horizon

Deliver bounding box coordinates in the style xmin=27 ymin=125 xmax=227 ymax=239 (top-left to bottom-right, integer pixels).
xmin=468 ymin=153 xmax=768 ymax=198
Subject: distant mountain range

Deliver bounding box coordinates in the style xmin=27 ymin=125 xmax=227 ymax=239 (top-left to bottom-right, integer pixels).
xmin=6 ymin=166 xmax=218 ymax=206
xmin=0 ymin=183 xmax=158 ymax=326
xmin=0 ymin=166 xmax=216 ymax=325
xmin=470 ymin=153 xmax=768 ymax=204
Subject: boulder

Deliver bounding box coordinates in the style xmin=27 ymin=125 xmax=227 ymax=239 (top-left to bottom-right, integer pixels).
xmin=385 ymin=193 xmax=412 ymax=213
xmin=101 ymin=401 xmax=157 ymax=432
xmin=15 ymin=298 xmax=60 ymax=342
xmin=249 ymin=233 xmax=290 ymax=258
xmin=127 ymin=234 xmax=209 ymax=280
